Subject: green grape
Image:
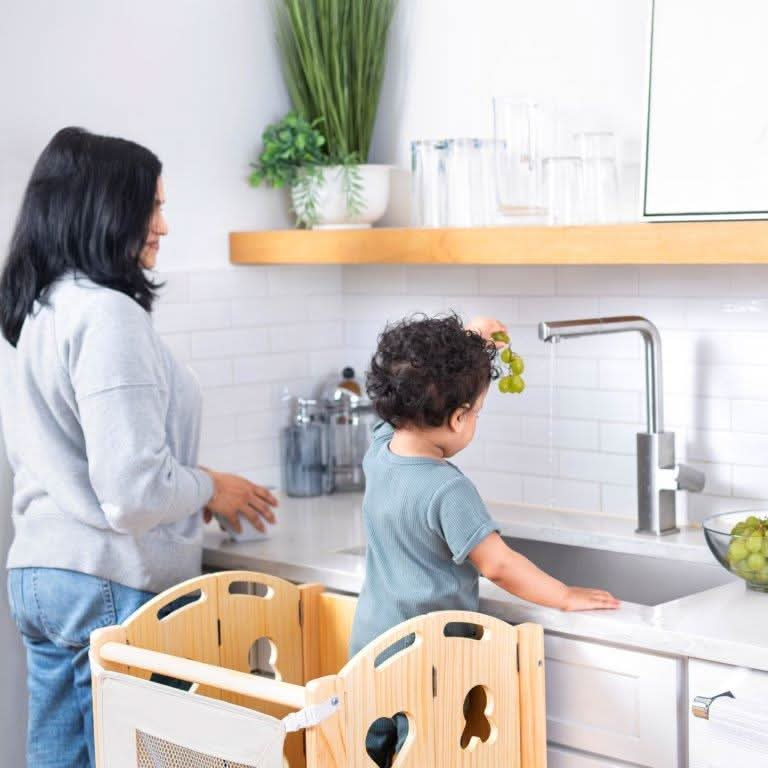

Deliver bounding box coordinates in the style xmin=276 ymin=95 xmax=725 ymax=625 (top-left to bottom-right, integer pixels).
xmin=761 ymin=538 xmax=768 ymax=557
xmin=510 ymin=356 xmax=525 ymax=375
xmin=747 ymin=553 xmax=767 ymax=572
xmin=746 ymin=533 xmax=764 ymax=553
xmin=755 ymin=566 xmax=768 ymax=585
xmin=746 ymin=515 xmax=761 ymax=528
xmin=498 ymin=377 xmax=512 ymax=394
xmin=491 ymin=331 xmax=510 ymax=344
xmin=728 ymin=540 xmax=748 ymax=563
xmin=736 ymin=560 xmax=754 ymax=579
xmin=500 ymin=348 xmax=513 ymax=364
xmin=509 ymin=374 xmax=525 ymax=394
xmin=731 ymin=522 xmax=747 ymax=536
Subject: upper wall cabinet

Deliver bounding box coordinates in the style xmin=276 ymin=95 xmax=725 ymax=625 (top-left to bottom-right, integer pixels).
xmin=644 ymin=0 xmax=768 ymax=220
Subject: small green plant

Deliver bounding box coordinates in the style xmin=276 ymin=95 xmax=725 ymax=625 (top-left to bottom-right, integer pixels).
xmin=250 ymin=112 xmax=364 ymax=227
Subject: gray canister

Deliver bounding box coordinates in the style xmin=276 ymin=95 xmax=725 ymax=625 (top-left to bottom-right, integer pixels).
xmin=281 ymin=399 xmax=330 ymax=497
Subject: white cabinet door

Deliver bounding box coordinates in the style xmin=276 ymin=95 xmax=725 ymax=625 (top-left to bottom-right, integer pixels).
xmin=545 ymin=634 xmax=681 ymax=767
xmin=548 ymin=744 xmax=633 ymax=767
xmin=688 ymin=658 xmax=768 ymax=767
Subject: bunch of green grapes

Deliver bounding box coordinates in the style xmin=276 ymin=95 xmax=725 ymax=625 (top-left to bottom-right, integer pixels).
xmin=491 ymin=331 xmax=525 ymax=394
xmin=727 ymin=515 xmax=768 ymax=584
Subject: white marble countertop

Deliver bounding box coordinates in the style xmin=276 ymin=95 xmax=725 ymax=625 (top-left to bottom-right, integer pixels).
xmin=203 ymin=494 xmax=768 ymax=672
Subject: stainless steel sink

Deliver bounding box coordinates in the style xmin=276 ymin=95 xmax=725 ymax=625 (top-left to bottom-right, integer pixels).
xmin=336 ymin=536 xmax=736 ymax=606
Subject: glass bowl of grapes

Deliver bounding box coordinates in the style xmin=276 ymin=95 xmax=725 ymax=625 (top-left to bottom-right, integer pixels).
xmin=703 ymin=511 xmax=768 ymax=591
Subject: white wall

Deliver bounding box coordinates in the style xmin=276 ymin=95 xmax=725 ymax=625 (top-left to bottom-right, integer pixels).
xmin=0 ymin=0 xmax=292 ymax=271
xmin=371 ymin=0 xmax=650 ymax=171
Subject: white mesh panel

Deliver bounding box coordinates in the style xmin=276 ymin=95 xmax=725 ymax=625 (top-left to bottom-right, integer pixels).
xmin=136 ymin=730 xmax=257 ymax=768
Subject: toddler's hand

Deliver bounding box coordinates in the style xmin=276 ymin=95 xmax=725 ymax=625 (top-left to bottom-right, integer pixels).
xmin=467 ymin=316 xmax=509 ymax=348
xmin=561 ymin=586 xmax=620 ymax=611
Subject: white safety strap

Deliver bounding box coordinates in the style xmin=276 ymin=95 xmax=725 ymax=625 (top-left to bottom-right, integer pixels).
xmin=282 ymin=696 xmax=340 ymax=733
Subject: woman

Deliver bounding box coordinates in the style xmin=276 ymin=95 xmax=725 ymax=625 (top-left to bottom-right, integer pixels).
xmin=0 ymin=127 xmax=277 ymax=768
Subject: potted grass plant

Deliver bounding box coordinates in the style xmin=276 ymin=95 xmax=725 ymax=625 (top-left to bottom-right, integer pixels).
xmin=250 ymin=0 xmax=397 ymax=229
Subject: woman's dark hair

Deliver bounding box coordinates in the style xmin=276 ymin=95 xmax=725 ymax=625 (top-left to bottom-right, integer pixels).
xmin=367 ymin=313 xmax=499 ymax=428
xmin=0 ymin=127 xmax=163 ymax=346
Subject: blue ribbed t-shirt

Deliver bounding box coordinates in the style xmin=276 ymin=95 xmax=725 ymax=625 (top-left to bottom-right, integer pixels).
xmin=349 ymin=421 xmax=499 ymax=656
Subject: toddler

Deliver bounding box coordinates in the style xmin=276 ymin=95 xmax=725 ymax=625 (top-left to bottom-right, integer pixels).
xmin=351 ymin=313 xmax=618 ymax=660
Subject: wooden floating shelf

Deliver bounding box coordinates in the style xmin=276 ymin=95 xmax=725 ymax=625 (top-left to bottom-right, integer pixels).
xmin=229 ymin=221 xmax=768 ymax=266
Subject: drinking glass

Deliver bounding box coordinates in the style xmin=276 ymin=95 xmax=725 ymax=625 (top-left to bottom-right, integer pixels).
xmin=576 ymin=131 xmax=620 ymax=224
xmin=493 ymin=98 xmax=547 ymax=218
xmin=542 ymin=156 xmax=585 ymax=225
xmin=411 ymin=139 xmax=448 ymax=227
xmin=444 ymin=138 xmax=501 ymax=226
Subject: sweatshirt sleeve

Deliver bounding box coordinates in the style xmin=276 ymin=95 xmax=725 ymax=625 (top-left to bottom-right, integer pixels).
xmin=65 ymin=294 xmax=214 ymax=535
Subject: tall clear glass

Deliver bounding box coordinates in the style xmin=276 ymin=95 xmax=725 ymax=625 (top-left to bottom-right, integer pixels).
xmin=576 ymin=131 xmax=620 ymax=224
xmin=493 ymin=99 xmax=547 ymax=218
xmin=444 ymin=138 xmax=500 ymax=227
xmin=542 ymin=156 xmax=585 ymax=226
xmin=411 ymin=139 xmax=448 ymax=227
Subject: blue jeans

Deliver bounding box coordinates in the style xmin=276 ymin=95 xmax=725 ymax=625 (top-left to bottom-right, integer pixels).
xmin=6 ymin=568 xmax=155 ymax=768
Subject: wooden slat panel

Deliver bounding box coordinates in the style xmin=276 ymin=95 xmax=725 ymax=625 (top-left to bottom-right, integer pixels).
xmin=230 ymin=221 xmax=768 ymax=265
xmin=431 ymin=611 xmax=520 ymax=768
xmin=122 ymin=574 xmax=220 ymax=699
xmin=518 ymin=623 xmax=547 ymax=768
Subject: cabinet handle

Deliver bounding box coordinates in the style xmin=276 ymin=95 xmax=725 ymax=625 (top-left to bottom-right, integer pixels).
xmin=691 ymin=690 xmax=735 ymax=719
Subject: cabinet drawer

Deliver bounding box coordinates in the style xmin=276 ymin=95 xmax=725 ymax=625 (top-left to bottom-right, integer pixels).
xmin=545 ymin=634 xmax=681 ymax=767
xmin=688 ymin=658 xmax=768 ymax=767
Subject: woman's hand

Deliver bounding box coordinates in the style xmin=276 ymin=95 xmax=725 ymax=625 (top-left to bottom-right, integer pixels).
xmin=200 ymin=469 xmax=278 ymax=533
xmin=467 ymin=316 xmax=509 ymax=348
xmin=560 ymin=586 xmax=620 ymax=611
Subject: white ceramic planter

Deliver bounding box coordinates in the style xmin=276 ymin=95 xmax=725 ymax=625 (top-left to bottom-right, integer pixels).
xmin=292 ymin=164 xmax=391 ymax=229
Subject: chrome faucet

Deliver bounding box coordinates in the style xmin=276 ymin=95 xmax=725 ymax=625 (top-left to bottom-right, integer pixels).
xmin=538 ymin=316 xmax=705 ymax=535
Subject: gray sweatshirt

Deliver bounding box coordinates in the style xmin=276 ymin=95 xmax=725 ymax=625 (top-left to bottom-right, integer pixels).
xmin=1 ymin=274 xmax=214 ymax=592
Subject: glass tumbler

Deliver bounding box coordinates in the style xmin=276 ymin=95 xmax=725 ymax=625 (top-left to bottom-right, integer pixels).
xmin=493 ymin=98 xmax=547 ymax=218
xmin=444 ymin=138 xmax=501 ymax=227
xmin=576 ymin=131 xmax=620 ymax=224
xmin=411 ymin=139 xmax=448 ymax=227
xmin=542 ymin=156 xmax=585 ymax=226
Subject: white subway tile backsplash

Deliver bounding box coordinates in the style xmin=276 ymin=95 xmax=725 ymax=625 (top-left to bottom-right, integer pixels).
xmin=343 ymin=265 xmax=405 ymax=294
xmin=556 ymin=266 xmax=637 ymax=296
xmin=190 ymin=328 xmax=269 ymax=360
xmin=559 ymin=450 xmax=635 ymax=485
xmin=484 ymin=443 xmax=556 ymax=476
xmin=518 ymin=296 xmax=601 ymax=325
xmin=267 ymin=265 xmax=342 ymax=296
xmin=270 ymin=322 xmax=343 ymax=352
xmin=557 ymin=388 xmax=640 ymax=422
xmin=189 ymin=359 xmax=233 ymax=388
xmin=478 ymin=267 xmax=555 ymax=296
xmin=598 ymin=296 xmax=686 ymax=328
xmin=601 ymin=483 xmax=636 ymax=518
xmin=732 ymin=400 xmax=768 ymax=433
xmin=231 ymin=296 xmax=308 ymax=327
xmin=526 ymin=355 xmax=599 ymax=389
xmin=686 ymin=298 xmax=768 ymax=331
xmin=188 ymin=268 xmax=268 ymax=301
xmin=636 ymin=266 xmax=734 ymax=297
xmin=154 ymin=301 xmax=231 ymax=333
xmin=404 ymin=265 xmax=478 ymax=295
xmin=522 ymin=416 xmax=599 ymax=451
xmin=156 ymin=263 xmax=768 ymax=519
xmin=466 ymin=470 xmax=523 ymax=504
xmin=234 ymin=354 xmax=305 ymax=384
xmin=523 ymin=476 xmax=601 ymax=513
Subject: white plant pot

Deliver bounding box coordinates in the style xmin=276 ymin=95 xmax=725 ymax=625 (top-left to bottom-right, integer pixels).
xmin=291 ymin=164 xmax=391 ymax=229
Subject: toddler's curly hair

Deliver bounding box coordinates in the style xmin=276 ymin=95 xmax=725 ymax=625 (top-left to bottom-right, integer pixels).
xmin=366 ymin=313 xmax=499 ymax=428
